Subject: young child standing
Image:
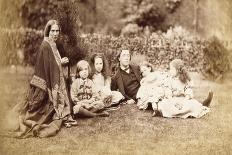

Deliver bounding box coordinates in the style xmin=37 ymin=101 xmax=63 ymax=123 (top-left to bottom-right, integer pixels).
xmin=70 ymin=60 xmax=109 ymax=117
xmin=89 ymin=53 xmax=124 ymax=107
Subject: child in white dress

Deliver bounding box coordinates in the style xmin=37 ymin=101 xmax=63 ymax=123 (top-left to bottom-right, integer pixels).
xmin=157 ymin=59 xmax=213 ymax=118
xmin=137 ymin=59 xmax=213 ymax=118
xmin=71 ymin=60 xmax=109 ymax=117
xmin=89 ymin=53 xmax=124 ymax=107
xmin=136 ymin=61 xmax=171 ymax=110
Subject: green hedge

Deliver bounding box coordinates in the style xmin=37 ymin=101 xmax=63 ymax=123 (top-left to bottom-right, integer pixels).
xmin=0 ymin=28 xmax=43 ymax=65
xmin=0 ymin=27 xmax=231 ymax=80
xmin=81 ymin=27 xmax=206 ymax=71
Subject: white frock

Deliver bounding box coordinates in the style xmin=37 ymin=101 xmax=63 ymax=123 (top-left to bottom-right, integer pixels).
xmin=158 ymin=76 xmax=210 ymax=118
xmin=136 ymin=71 xmax=210 ymax=118
xmin=92 ymin=73 xmax=124 ymax=106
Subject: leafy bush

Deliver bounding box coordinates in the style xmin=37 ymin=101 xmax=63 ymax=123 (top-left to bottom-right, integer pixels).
xmin=202 ymin=37 xmax=232 ymax=81
xmin=120 ymin=0 xmax=184 ymax=35
xmin=0 ymin=28 xmax=43 ymax=65
xmin=1 ymin=26 xmax=231 ymax=81
xmin=21 ymin=0 xmax=81 ymax=30
xmin=121 ymin=0 xmax=166 ymax=35
xmin=55 ymin=0 xmax=86 ymax=66
xmin=165 ymin=0 xmax=182 ymax=13
xmin=0 ymin=26 xmax=205 ymax=69
xmin=0 ymin=27 xmax=85 ymax=66
xmin=81 ymin=27 xmax=205 ymax=72
xmin=4 ymin=0 xmax=86 ymax=66
xmin=20 ymin=0 xmax=97 ymax=35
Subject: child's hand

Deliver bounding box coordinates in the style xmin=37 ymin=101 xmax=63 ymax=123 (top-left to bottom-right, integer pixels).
xmin=103 ymin=95 xmax=112 ymax=103
xmin=127 ymin=99 xmax=135 ymax=104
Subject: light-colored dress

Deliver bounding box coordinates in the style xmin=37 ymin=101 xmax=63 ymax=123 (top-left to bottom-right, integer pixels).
xmin=137 ymin=71 xmax=210 ymax=118
xmin=92 ymin=73 xmax=124 ymax=106
xmin=159 ymin=97 xmax=210 ymax=118
xmin=136 ymin=71 xmax=171 ymax=110
xmin=71 ymin=78 xmax=105 ymax=114
xmin=158 ymin=76 xmax=210 ymax=118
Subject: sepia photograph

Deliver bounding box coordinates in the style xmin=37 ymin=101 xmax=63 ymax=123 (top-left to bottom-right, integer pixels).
xmin=0 ymin=0 xmax=231 ymax=154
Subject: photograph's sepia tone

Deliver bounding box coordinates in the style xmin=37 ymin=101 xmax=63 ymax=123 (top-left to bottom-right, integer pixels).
xmin=0 ymin=0 xmax=231 ymax=154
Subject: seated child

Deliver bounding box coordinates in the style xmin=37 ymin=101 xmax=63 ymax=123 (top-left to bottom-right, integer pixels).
xmin=137 ymin=60 xmax=213 ymax=118
xmin=71 ymin=60 xmax=109 ymax=118
xmin=136 ymin=61 xmax=171 ymax=110
xmin=155 ymin=59 xmax=213 ymax=118
xmin=89 ymin=53 xmax=124 ymax=107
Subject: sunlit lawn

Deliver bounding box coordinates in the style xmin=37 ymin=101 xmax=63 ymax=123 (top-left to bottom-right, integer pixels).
xmin=0 ymin=66 xmax=231 ymax=155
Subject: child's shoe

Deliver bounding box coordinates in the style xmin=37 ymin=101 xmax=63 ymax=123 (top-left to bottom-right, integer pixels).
xmin=152 ymin=110 xmax=163 ymax=117
xmin=202 ymin=91 xmax=213 ymax=107
xmin=98 ymin=111 xmax=110 ymax=117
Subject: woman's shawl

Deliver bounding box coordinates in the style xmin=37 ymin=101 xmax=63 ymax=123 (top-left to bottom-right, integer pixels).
xmin=30 ymin=37 xmax=70 ymax=119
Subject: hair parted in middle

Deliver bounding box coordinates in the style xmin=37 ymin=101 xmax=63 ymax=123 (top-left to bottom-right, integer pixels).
xmin=89 ymin=53 xmax=111 ymax=80
xmin=116 ymin=49 xmax=131 ymax=62
xmin=75 ymin=60 xmax=91 ymax=78
xmin=44 ymin=19 xmax=61 ymax=37
xmin=111 ymin=49 xmax=131 ymax=74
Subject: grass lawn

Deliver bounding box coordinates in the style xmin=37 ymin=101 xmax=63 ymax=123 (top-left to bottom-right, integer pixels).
xmin=0 ymin=66 xmax=231 ymax=155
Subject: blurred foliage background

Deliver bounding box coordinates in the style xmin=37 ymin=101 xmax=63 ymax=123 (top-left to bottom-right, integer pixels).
xmin=0 ymin=0 xmax=232 ymax=80
xmin=1 ymin=0 xmax=231 ymax=38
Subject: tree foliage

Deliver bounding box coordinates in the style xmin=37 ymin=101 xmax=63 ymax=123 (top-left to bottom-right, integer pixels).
xmin=120 ymin=0 xmax=183 ymax=36
xmin=202 ymin=37 xmax=232 ymax=81
xmin=20 ymin=0 xmax=86 ymax=65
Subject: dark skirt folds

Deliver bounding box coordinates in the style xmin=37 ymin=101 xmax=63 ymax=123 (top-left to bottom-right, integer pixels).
xmin=6 ymin=39 xmax=72 ymax=138
xmin=7 ymin=86 xmax=63 ymax=138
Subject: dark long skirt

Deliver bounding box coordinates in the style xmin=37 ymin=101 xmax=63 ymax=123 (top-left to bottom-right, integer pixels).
xmin=6 ymin=86 xmax=64 ymax=138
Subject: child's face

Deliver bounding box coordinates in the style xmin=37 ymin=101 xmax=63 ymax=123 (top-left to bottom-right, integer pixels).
xmin=94 ymin=57 xmax=103 ymax=73
xmin=79 ymin=65 xmax=89 ymax=79
xmin=140 ymin=65 xmax=151 ymax=77
xmin=169 ymin=65 xmax=177 ymax=77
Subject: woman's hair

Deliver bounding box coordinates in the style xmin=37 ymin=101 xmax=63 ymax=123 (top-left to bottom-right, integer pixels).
xmin=44 ymin=19 xmax=61 ymax=37
xmin=89 ymin=53 xmax=111 ymax=80
xmin=170 ymin=59 xmax=191 ymax=83
xmin=116 ymin=49 xmax=131 ymax=62
xmin=139 ymin=61 xmax=154 ymax=72
xmin=75 ymin=60 xmax=91 ymax=78
xmin=111 ymin=49 xmax=131 ymax=74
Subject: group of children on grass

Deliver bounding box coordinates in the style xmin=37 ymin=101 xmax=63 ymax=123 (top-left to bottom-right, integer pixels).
xmin=69 ymin=54 xmax=124 ymax=122
xmin=68 ymin=52 xmax=213 ymax=123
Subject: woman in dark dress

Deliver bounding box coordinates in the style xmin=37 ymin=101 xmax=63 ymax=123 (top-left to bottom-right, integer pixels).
xmin=6 ymin=19 xmax=76 ymax=138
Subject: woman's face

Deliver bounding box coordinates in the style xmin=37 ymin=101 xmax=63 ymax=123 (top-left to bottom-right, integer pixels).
xmin=119 ymin=50 xmax=130 ymax=68
xmin=169 ymin=65 xmax=177 ymax=77
xmin=79 ymin=65 xmax=89 ymax=79
xmin=49 ymin=24 xmax=60 ymax=41
xmin=140 ymin=65 xmax=151 ymax=77
xmin=94 ymin=57 xmax=103 ymax=73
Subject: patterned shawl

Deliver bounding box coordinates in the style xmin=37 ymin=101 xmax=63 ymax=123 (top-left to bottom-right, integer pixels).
xmin=30 ymin=37 xmax=70 ymax=119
